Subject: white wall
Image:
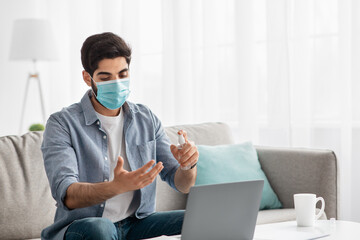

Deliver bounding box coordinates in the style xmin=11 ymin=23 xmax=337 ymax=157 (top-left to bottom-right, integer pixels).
xmin=0 ymin=0 xmax=161 ymax=136
xmin=0 ymin=0 xmax=44 ymax=135
xmin=0 ymin=0 xmax=73 ymax=135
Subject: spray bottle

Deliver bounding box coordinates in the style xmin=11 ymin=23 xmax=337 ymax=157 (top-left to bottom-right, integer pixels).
xmin=178 ymin=133 xmax=191 ymax=170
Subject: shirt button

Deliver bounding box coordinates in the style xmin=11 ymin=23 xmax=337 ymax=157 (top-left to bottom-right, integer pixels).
xmin=103 ymin=135 xmax=107 ymax=139
xmin=104 ymin=156 xmax=108 ymax=161
xmin=104 ymin=179 xmax=108 ymax=182
xmin=100 ymin=204 xmax=104 ymax=207
xmin=97 ymin=121 xmax=100 ymax=125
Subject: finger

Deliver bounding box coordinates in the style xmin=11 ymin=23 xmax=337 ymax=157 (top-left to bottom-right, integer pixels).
xmin=170 ymin=144 xmax=179 ymax=160
xmin=139 ymin=162 xmax=163 ymax=179
xmin=143 ymin=164 xmax=164 ymax=183
xmin=181 ymin=151 xmax=199 ymax=168
xmin=134 ymin=160 xmax=156 ymax=176
xmin=170 ymin=144 xmax=179 ymax=156
xmin=179 ymin=147 xmax=197 ymax=165
xmin=139 ymin=179 xmax=155 ymax=189
xmin=179 ymin=141 xmax=195 ymax=156
xmin=139 ymin=164 xmax=164 ymax=185
xmin=178 ymin=130 xmax=188 ymax=142
xmin=114 ymin=156 xmax=124 ymax=173
xmin=182 ymin=130 xmax=188 ymax=142
xmin=150 ymin=164 xmax=164 ymax=179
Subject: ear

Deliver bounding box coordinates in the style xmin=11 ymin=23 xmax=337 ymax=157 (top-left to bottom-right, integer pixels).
xmin=83 ymin=70 xmax=92 ymax=87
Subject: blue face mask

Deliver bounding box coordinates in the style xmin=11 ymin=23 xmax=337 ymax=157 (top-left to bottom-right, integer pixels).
xmin=90 ymin=76 xmax=131 ymax=110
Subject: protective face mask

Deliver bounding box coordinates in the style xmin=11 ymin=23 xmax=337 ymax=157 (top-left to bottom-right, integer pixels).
xmin=90 ymin=76 xmax=131 ymax=110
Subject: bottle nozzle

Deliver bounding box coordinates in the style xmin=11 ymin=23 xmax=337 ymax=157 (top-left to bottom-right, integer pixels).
xmin=178 ymin=133 xmax=186 ymax=145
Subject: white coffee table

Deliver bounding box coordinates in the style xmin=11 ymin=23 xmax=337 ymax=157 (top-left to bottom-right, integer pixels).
xmin=253 ymin=220 xmax=360 ymax=240
xmin=143 ymin=220 xmax=360 ymax=240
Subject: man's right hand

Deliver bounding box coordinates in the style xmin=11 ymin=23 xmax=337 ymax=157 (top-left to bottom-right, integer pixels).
xmin=65 ymin=157 xmax=163 ymax=209
xmin=111 ymin=156 xmax=164 ymax=194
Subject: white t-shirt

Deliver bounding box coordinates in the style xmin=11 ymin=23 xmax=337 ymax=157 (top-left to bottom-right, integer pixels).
xmin=95 ymin=109 xmax=139 ymax=222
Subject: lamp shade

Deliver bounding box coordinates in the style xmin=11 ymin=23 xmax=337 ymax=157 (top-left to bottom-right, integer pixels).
xmin=9 ymin=19 xmax=58 ymax=61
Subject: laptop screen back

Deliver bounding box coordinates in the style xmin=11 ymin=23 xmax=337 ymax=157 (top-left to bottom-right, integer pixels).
xmin=181 ymin=180 xmax=264 ymax=240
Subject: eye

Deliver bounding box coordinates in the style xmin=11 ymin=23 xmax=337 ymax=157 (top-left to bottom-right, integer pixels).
xmin=119 ymin=72 xmax=128 ymax=78
xmin=100 ymin=78 xmax=111 ymax=81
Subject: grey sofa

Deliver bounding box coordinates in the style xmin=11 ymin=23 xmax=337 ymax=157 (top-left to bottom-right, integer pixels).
xmin=0 ymin=122 xmax=337 ymax=239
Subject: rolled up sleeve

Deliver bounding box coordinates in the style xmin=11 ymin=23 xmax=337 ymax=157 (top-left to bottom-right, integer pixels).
xmin=41 ymin=114 xmax=79 ymax=211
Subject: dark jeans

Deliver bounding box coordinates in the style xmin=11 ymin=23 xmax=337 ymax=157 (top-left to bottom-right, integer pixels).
xmin=64 ymin=210 xmax=184 ymax=240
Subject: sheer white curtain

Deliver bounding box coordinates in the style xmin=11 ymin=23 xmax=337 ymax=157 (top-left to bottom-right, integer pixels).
xmin=24 ymin=0 xmax=360 ymax=221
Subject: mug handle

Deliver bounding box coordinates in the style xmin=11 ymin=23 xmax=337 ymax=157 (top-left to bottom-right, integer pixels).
xmin=315 ymin=197 xmax=325 ymax=220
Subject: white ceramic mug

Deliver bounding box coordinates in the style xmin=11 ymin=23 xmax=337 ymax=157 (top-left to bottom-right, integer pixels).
xmin=294 ymin=193 xmax=325 ymax=227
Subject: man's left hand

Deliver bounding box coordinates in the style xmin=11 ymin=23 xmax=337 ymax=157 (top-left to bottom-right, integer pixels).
xmin=170 ymin=130 xmax=199 ymax=170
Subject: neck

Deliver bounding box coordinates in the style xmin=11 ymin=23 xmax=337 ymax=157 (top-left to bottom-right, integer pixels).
xmin=90 ymin=92 xmax=121 ymax=116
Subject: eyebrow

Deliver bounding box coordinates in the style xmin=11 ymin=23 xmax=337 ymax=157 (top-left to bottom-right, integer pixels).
xmin=96 ymin=68 xmax=129 ymax=76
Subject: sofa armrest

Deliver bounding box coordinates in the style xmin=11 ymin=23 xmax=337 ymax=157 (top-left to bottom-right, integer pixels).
xmin=256 ymin=146 xmax=337 ymax=219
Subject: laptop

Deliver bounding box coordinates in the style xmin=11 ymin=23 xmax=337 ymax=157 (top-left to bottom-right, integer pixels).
xmin=181 ymin=180 xmax=264 ymax=240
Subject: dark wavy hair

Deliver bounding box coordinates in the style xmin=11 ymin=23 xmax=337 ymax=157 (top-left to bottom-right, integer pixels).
xmin=81 ymin=32 xmax=132 ymax=77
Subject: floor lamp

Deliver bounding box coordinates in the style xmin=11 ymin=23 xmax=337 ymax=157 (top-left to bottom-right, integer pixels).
xmin=9 ymin=19 xmax=58 ymax=134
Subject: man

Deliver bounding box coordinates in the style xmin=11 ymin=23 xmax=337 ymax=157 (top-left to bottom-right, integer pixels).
xmin=41 ymin=32 xmax=198 ymax=240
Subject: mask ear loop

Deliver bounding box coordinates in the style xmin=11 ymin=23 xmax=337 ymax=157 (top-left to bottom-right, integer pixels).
xmin=88 ymin=73 xmax=98 ymax=97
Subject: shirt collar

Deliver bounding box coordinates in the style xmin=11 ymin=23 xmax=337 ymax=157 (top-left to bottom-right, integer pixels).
xmin=81 ymin=90 xmax=138 ymax=126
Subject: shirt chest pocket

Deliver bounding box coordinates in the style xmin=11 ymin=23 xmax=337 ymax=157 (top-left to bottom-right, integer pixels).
xmin=137 ymin=139 xmax=156 ymax=164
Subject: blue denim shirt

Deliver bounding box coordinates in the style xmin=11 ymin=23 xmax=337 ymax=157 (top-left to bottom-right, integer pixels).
xmin=41 ymin=90 xmax=180 ymax=240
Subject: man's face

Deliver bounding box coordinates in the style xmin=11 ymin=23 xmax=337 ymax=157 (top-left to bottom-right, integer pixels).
xmin=83 ymin=56 xmax=129 ymax=91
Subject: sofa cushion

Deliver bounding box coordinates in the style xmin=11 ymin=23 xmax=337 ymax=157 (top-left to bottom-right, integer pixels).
xmin=0 ymin=131 xmax=56 ymax=239
xmin=195 ymin=142 xmax=282 ymax=210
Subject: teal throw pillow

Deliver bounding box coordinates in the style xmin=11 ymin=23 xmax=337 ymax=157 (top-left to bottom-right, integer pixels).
xmin=195 ymin=142 xmax=282 ymax=210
